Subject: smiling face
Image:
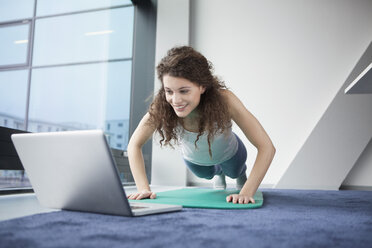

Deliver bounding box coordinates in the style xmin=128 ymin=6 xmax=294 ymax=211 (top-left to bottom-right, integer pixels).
xmin=163 ymin=74 xmax=206 ymax=119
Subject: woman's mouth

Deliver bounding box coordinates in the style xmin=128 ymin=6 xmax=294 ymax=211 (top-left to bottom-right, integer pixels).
xmin=174 ymin=104 xmax=187 ymax=112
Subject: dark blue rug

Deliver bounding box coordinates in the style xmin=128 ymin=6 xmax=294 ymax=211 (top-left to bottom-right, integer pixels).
xmin=1 ymin=189 xmax=371 ymax=248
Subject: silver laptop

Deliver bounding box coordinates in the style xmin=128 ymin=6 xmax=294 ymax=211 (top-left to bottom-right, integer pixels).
xmin=11 ymin=130 xmax=182 ymax=217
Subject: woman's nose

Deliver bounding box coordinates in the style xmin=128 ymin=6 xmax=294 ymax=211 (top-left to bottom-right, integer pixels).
xmin=173 ymin=93 xmax=182 ymax=104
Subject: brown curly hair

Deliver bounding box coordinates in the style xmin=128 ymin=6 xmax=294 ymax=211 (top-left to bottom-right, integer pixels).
xmin=148 ymin=46 xmax=232 ymax=157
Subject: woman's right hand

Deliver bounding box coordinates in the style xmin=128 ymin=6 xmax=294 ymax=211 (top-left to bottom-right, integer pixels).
xmin=127 ymin=189 xmax=157 ymax=200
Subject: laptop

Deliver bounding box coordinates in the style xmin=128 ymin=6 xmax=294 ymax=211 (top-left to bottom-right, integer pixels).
xmin=11 ymin=130 xmax=182 ymax=217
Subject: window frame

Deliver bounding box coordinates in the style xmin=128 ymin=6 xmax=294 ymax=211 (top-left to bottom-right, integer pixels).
xmin=129 ymin=0 xmax=157 ymax=184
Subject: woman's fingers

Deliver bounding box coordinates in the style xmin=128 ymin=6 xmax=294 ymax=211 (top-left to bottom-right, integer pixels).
xmin=136 ymin=193 xmax=145 ymax=200
xmin=127 ymin=193 xmax=139 ymax=200
xmin=226 ymin=194 xmax=255 ymax=204
xmin=127 ymin=191 xmax=156 ymax=200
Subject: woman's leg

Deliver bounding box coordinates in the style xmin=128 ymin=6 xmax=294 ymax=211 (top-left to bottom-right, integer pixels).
xmin=219 ymin=134 xmax=247 ymax=179
xmin=183 ymin=134 xmax=247 ymax=181
xmin=183 ymin=159 xmax=222 ymax=180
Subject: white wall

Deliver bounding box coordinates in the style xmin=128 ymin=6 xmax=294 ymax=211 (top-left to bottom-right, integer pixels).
xmin=150 ymin=0 xmax=190 ymax=187
xmin=152 ymin=0 xmax=372 ymax=188
xmin=189 ymin=0 xmax=372 ymax=187
xmin=275 ymin=40 xmax=372 ymax=190
xmin=343 ymin=139 xmax=372 ymax=188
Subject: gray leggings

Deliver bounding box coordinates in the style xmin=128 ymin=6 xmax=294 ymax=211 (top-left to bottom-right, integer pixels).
xmin=183 ymin=134 xmax=247 ymax=180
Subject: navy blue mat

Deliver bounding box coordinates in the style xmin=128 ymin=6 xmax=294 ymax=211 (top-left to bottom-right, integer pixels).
xmin=1 ymin=189 xmax=372 ymax=248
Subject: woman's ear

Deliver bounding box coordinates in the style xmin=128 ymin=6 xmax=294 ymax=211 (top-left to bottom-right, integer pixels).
xmin=200 ymin=86 xmax=206 ymax=94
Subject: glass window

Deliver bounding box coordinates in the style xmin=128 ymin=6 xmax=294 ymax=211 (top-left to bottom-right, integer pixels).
xmin=0 ymin=1 xmax=156 ymax=191
xmin=0 ymin=70 xmax=28 ymax=130
xmin=0 ymin=0 xmax=34 ymax=23
xmin=36 ymin=0 xmax=131 ymax=16
xmin=29 ymin=61 xmax=131 ymax=149
xmin=33 ymin=7 xmax=134 ymax=66
xmin=0 ymin=23 xmax=30 ymax=67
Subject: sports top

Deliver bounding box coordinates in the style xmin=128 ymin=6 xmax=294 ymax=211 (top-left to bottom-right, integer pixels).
xmin=180 ymin=127 xmax=238 ymax=166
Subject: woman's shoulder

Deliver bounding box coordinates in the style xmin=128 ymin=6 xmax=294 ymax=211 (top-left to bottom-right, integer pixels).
xmin=219 ymin=89 xmax=237 ymax=103
xmin=219 ymin=88 xmax=230 ymax=98
xmin=218 ymin=89 xmax=247 ymax=116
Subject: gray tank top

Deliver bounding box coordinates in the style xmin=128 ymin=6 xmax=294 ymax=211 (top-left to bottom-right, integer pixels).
xmin=180 ymin=127 xmax=239 ymax=166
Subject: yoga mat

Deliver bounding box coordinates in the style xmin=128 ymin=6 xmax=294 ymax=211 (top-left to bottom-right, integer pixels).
xmin=129 ymin=188 xmax=263 ymax=209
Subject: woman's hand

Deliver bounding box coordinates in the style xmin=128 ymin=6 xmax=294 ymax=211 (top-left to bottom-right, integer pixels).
xmin=127 ymin=190 xmax=157 ymax=200
xmin=226 ymin=194 xmax=255 ymax=204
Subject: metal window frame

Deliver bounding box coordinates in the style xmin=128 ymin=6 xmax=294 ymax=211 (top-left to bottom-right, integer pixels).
xmin=129 ymin=0 xmax=157 ymax=184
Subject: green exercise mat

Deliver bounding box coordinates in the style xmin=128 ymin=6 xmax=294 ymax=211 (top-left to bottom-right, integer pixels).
xmin=129 ymin=188 xmax=263 ymax=209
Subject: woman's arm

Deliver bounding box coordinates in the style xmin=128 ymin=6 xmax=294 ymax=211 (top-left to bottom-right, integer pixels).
xmin=223 ymin=90 xmax=276 ymax=204
xmin=127 ymin=113 xmax=157 ymax=200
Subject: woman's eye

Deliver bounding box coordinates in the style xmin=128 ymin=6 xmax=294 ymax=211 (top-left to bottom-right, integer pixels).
xmin=180 ymin=90 xmax=189 ymax=94
xmin=165 ymin=91 xmax=172 ymax=94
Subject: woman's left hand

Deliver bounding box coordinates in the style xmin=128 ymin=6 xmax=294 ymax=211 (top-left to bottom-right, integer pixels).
xmin=226 ymin=194 xmax=255 ymax=204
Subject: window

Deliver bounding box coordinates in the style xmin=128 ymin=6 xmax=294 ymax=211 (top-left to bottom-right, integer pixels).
xmin=0 ymin=22 xmax=31 ymax=67
xmin=0 ymin=0 xmax=157 ymax=192
xmin=28 ymin=61 xmax=131 ymax=140
xmin=0 ymin=0 xmax=34 ymax=23
xmin=36 ymin=0 xmax=132 ymax=16
xmin=0 ymin=70 xmax=28 ymax=129
xmin=33 ymin=8 xmax=133 ymax=66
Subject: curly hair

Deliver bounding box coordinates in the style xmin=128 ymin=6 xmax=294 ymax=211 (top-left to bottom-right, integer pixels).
xmin=148 ymin=46 xmax=232 ymax=157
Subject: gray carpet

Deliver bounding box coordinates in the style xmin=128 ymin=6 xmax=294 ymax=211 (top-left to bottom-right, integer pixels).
xmin=0 ymin=189 xmax=371 ymax=248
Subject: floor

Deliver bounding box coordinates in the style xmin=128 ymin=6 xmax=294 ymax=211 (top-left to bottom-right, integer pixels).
xmin=1 ymin=188 xmax=371 ymax=248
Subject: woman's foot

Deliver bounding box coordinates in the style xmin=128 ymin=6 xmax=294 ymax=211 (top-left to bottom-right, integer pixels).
xmin=213 ymin=173 xmax=226 ymax=189
xmin=236 ymin=173 xmax=247 ymax=190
